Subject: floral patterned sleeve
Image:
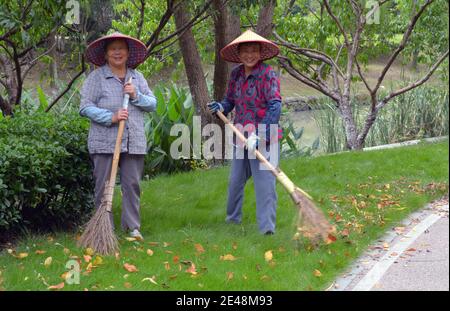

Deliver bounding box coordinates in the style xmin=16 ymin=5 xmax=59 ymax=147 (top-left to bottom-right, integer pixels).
xmin=260 ymin=69 xmax=282 ymax=143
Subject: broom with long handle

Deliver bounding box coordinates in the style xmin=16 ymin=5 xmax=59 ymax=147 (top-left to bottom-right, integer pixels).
xmin=78 ymin=77 xmax=133 ymax=255
xmin=215 ymin=111 xmax=334 ymax=242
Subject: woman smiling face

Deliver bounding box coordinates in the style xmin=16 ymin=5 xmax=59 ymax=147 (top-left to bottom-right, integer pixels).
xmin=105 ymin=39 xmax=129 ymax=69
xmin=238 ymin=42 xmax=261 ymax=71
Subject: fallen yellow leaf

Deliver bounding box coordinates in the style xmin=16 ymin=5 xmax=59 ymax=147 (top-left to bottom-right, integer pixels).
xmin=146 ymin=249 xmax=154 ymax=256
xmin=226 ymin=272 xmax=234 ymax=281
xmin=123 ymin=263 xmax=138 ymax=273
xmin=341 ymin=229 xmax=350 ymax=237
xmin=264 ymin=250 xmax=273 ymax=262
xmin=313 ymin=269 xmax=322 ymax=277
xmin=84 ymin=248 xmax=94 ymax=256
xmin=326 ymin=234 xmax=337 ymax=244
xmin=17 ymin=252 xmax=28 ymax=259
xmin=142 ymin=276 xmax=158 ymax=285
xmin=83 ymin=255 xmax=92 ymax=263
xmin=220 ymin=254 xmax=237 ymax=261
xmin=35 ymin=250 xmax=46 ymax=255
xmin=124 ymin=282 xmax=132 ymax=289
xmin=93 ymin=256 xmax=103 ymax=266
xmin=186 ymin=263 xmax=197 ymax=275
xmin=61 ymin=272 xmax=70 ymax=280
xmin=48 ymin=282 xmax=65 ymax=290
xmin=125 ymin=237 xmax=137 ymax=242
xmin=194 ymin=243 xmax=205 ymax=254
xmin=164 ymin=261 xmax=171 ymax=271
xmin=44 ymin=257 xmax=52 ymax=267
xmin=63 ymin=248 xmax=70 ymax=255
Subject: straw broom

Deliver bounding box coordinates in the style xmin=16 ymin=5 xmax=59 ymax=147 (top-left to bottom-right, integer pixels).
xmin=78 ymin=78 xmax=132 ymax=255
xmin=215 ymin=111 xmax=334 ymax=243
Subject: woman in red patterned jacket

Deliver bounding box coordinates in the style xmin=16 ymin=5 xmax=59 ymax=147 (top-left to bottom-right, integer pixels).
xmin=208 ymin=29 xmax=282 ymax=235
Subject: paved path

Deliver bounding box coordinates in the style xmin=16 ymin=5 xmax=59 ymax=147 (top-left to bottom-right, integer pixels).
xmin=331 ymin=199 xmax=449 ymax=291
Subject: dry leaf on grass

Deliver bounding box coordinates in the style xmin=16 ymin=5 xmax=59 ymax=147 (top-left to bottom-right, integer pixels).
xmin=164 ymin=262 xmax=171 ymax=271
xmin=48 ymin=282 xmax=65 ymax=290
xmin=44 ymin=257 xmax=52 ymax=267
xmin=226 ymin=272 xmax=234 ymax=281
xmin=220 ymin=254 xmax=237 ymax=261
xmin=93 ymin=256 xmax=103 ymax=266
xmin=17 ymin=253 xmax=28 ymax=259
xmin=264 ymin=250 xmax=273 ymax=262
xmin=123 ymin=263 xmax=138 ymax=273
xmin=186 ymin=263 xmax=197 ymax=275
xmin=124 ymin=282 xmax=132 ymax=288
xmin=194 ymin=243 xmax=205 ymax=254
xmin=313 ymin=269 xmax=322 ymax=277
xmin=142 ymin=276 xmax=158 ymax=285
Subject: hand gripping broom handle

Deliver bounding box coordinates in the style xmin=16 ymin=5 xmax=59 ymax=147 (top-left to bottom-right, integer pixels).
xmin=106 ymin=77 xmax=132 ymax=212
xmin=215 ymin=111 xmax=313 ymax=202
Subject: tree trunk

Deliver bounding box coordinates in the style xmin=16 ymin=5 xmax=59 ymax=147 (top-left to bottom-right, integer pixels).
xmin=256 ymin=0 xmax=276 ymax=38
xmin=0 ymin=54 xmax=18 ymax=115
xmin=212 ymin=0 xmax=229 ymax=101
xmin=48 ymin=32 xmax=58 ymax=89
xmin=227 ymin=9 xmax=241 ymax=73
xmin=338 ymin=99 xmax=361 ymax=150
xmin=0 ymin=95 xmax=12 ymax=116
xmin=212 ymin=0 xmax=232 ymax=162
xmin=173 ymin=1 xmax=212 ymax=127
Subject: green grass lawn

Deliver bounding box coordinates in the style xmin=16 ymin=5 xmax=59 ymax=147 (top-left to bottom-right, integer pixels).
xmin=0 ymin=140 xmax=448 ymax=291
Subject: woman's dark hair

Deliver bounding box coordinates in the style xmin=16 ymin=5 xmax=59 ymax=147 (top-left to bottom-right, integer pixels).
xmin=237 ymin=42 xmax=261 ymax=52
xmin=104 ymin=38 xmax=129 ymax=52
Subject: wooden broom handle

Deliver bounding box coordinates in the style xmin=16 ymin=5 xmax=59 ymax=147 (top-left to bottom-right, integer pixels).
xmin=216 ymin=112 xmax=278 ymax=175
xmin=106 ymin=78 xmax=132 ymax=211
xmin=108 ymin=119 xmax=126 ymax=188
xmin=216 ymin=111 xmax=306 ymax=197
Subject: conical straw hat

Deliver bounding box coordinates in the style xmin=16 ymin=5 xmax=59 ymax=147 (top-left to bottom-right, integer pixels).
xmin=85 ymin=32 xmax=147 ymax=69
xmin=220 ymin=29 xmax=280 ymax=63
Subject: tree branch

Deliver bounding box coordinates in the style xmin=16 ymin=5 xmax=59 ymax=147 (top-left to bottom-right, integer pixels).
xmin=21 ymin=41 xmax=57 ymax=80
xmin=146 ymin=0 xmax=218 ymax=56
xmin=278 ymin=55 xmax=340 ymax=102
xmin=136 ymin=0 xmax=145 ymax=40
xmin=377 ymin=50 xmax=449 ymax=110
xmin=2 ymin=37 xmax=22 ymax=106
xmin=273 ymin=30 xmax=345 ymax=78
xmin=45 ymin=56 xmax=86 ymax=112
xmin=354 ymin=56 xmax=372 ymax=93
xmin=373 ymin=0 xmax=434 ymax=94
xmin=322 ymin=0 xmax=350 ymax=47
xmin=145 ymin=0 xmax=177 ymax=52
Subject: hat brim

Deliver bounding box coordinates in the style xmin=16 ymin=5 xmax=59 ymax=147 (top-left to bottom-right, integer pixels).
xmin=85 ymin=33 xmax=148 ymax=69
xmin=220 ymin=40 xmax=280 ymax=63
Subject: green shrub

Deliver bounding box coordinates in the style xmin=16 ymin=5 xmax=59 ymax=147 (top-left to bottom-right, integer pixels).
xmin=0 ymin=110 xmax=94 ymax=235
xmin=144 ymin=83 xmax=208 ymax=177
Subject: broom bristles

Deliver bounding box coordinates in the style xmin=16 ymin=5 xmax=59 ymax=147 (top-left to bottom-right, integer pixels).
xmin=292 ymin=188 xmax=334 ymax=243
xmin=77 ymin=184 xmax=118 ymax=256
